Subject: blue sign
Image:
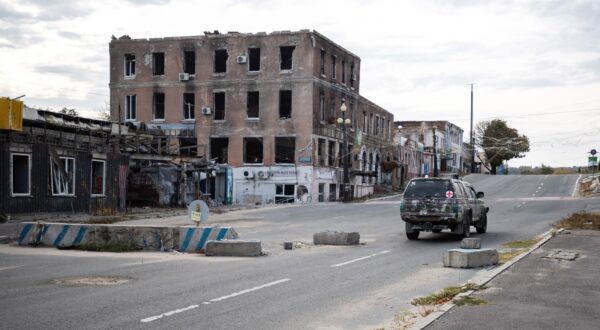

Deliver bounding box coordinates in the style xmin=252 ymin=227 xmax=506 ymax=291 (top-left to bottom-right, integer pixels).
xmin=299 ymin=156 xmax=312 ymax=163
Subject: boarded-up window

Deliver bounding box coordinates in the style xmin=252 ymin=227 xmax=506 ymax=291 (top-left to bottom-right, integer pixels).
xmin=275 ymin=137 xmax=295 ymax=164
xmin=248 ymin=48 xmax=260 ymax=71
xmin=153 ymin=93 xmax=165 ymax=120
xmin=214 ymin=92 xmax=225 ymax=120
xmin=184 ymin=51 xmax=195 ymax=74
xmin=91 ymin=160 xmax=105 ymax=196
xmin=244 ymin=137 xmax=263 ymax=163
xmin=11 ymin=153 xmax=30 ymax=195
xmin=279 ymin=90 xmax=292 ymax=119
xmin=214 ymin=49 xmax=228 ymax=73
xmin=50 ymin=156 xmax=75 ymax=196
xmin=210 ymin=137 xmax=229 ymax=164
xmin=153 ymin=52 xmax=164 ymax=76
xmin=280 ymin=46 xmax=295 ymax=70
xmin=247 ymin=91 xmax=259 ymax=118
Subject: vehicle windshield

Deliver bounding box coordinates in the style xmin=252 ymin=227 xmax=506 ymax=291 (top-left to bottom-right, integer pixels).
xmin=404 ymin=180 xmax=454 ymax=198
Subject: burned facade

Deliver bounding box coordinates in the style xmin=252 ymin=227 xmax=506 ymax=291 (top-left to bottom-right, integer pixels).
xmin=0 ymin=107 xmax=129 ymax=215
xmin=109 ymin=30 xmax=393 ymax=204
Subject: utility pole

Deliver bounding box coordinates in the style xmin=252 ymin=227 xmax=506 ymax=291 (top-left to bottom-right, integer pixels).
xmin=469 ymin=83 xmax=475 ymax=173
xmin=433 ymin=127 xmax=438 ymax=177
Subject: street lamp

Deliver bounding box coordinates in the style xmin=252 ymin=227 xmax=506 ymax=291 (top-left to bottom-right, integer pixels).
xmin=337 ymin=101 xmax=351 ymax=202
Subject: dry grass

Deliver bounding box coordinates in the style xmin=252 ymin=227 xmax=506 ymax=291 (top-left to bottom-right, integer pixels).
xmin=502 ymin=237 xmax=540 ymax=249
xmin=498 ymin=250 xmax=524 ymax=264
xmin=453 ymin=296 xmax=488 ymax=306
xmin=554 ymin=211 xmax=600 ymax=230
xmin=411 ymin=283 xmax=478 ymax=306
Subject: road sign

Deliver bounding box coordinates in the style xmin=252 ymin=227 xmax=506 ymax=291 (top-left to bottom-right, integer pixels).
xmin=591 ymin=149 xmax=597 ymax=156
xmin=589 ymin=156 xmax=598 ymax=167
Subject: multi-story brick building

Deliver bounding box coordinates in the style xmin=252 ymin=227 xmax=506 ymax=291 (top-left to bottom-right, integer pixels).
xmin=109 ymin=30 xmax=393 ymax=204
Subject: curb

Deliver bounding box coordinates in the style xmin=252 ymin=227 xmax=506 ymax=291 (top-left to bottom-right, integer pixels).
xmin=410 ymin=227 xmax=561 ymax=330
xmin=365 ymin=193 xmax=403 ymax=202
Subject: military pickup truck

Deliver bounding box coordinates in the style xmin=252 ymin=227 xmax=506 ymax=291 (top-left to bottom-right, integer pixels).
xmin=400 ymin=178 xmax=489 ymax=240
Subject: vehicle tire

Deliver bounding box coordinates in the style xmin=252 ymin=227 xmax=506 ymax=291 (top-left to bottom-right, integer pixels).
xmin=406 ymin=223 xmax=420 ymax=240
xmin=459 ymin=214 xmax=471 ymax=239
xmin=432 ymin=229 xmax=442 ymax=233
xmin=476 ymin=213 xmax=488 ymax=234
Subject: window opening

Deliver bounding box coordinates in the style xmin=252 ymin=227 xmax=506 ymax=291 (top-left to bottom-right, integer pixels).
xmin=342 ymin=60 xmax=346 ymax=84
xmin=124 ymin=54 xmax=135 ymax=77
xmin=363 ymin=112 xmax=367 ymax=134
xmin=247 ymin=91 xmax=259 ymax=118
xmin=179 ymin=137 xmax=197 ymax=156
xmin=275 ymin=184 xmax=295 ymax=203
xmin=210 ymin=137 xmax=229 ymax=164
xmin=244 ymin=137 xmax=263 ymax=163
xmin=320 ymin=49 xmax=325 ymax=75
xmin=214 ymin=92 xmax=225 ymax=120
xmin=184 ymin=51 xmax=195 ymax=74
xmin=328 ymin=140 xmax=335 ymax=166
xmin=183 ymin=93 xmax=195 ymax=120
xmin=280 ymin=46 xmax=295 ymax=71
xmin=11 ymin=153 xmax=30 ymax=195
xmin=125 ymin=95 xmax=136 ymax=121
xmin=375 ymin=115 xmax=380 ymax=136
xmin=91 ymin=160 xmax=105 ymax=196
xmin=214 ymin=49 xmax=228 ymax=73
xmin=350 ymin=62 xmax=355 ymax=88
xmin=153 ymin=93 xmax=165 ymax=120
xmin=331 ymin=55 xmax=336 ymax=80
xmin=318 ymin=138 xmax=326 ymax=166
xmin=50 ymin=156 xmax=75 ymax=196
xmin=329 ymin=183 xmax=336 ymax=201
xmin=279 ymin=90 xmax=292 ymax=119
xmin=248 ymin=48 xmax=260 ymax=71
xmin=153 ymin=52 xmax=164 ymax=76
xmin=275 ymin=137 xmax=295 ymax=163
xmin=319 ymin=93 xmax=325 ymax=122
xmin=318 ymin=183 xmax=325 ymax=202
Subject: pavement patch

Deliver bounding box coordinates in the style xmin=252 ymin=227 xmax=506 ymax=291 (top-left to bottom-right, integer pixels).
xmin=544 ymin=249 xmax=578 ymax=261
xmin=53 ymin=276 xmax=131 ymax=286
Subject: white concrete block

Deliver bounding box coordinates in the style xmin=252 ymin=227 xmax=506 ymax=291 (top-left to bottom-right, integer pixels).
xmin=460 ymin=238 xmax=482 ymax=249
xmin=443 ymin=248 xmax=499 ymax=268
xmin=313 ymin=231 xmax=360 ymax=245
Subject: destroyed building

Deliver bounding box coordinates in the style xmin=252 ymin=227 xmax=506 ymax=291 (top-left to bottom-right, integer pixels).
xmin=109 ymin=30 xmax=394 ymax=204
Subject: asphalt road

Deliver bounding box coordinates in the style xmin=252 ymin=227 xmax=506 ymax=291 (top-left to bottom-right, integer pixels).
xmin=1 ymin=174 xmax=598 ymax=329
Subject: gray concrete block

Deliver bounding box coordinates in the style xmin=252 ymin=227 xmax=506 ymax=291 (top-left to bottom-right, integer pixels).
xmin=443 ymin=248 xmax=499 ymax=268
xmin=205 ymin=240 xmax=262 ymax=257
xmin=313 ymin=231 xmax=360 ymax=245
xmin=460 ymin=238 xmax=482 ymax=249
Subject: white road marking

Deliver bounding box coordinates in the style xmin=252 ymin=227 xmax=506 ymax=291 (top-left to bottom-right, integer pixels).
xmin=540 ymin=183 xmax=544 ymax=186
xmin=333 ymin=215 xmax=345 ymax=219
xmin=572 ymin=174 xmax=582 ymax=197
xmin=0 ymin=265 xmax=24 ymax=271
xmin=209 ymin=278 xmax=291 ymax=303
xmin=331 ymin=250 xmax=390 ymax=268
xmin=141 ymin=304 xmax=199 ymax=323
xmin=141 ymin=278 xmax=291 ymax=323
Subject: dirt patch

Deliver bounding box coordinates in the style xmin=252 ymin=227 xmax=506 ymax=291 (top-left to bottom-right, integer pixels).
xmin=53 ymin=276 xmax=131 ymax=286
xmin=554 ymin=211 xmax=600 ymax=230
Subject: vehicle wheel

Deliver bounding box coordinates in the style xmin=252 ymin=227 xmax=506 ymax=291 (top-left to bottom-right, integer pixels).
xmin=459 ymin=214 xmax=471 ymax=239
xmin=476 ymin=213 xmax=487 ymax=234
xmin=432 ymin=229 xmax=442 ymax=233
xmin=406 ymin=223 xmax=420 ymax=240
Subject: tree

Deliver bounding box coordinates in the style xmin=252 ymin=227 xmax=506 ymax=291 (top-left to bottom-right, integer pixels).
xmin=540 ymin=164 xmax=554 ymax=175
xmin=96 ymin=101 xmax=111 ymax=121
xmin=59 ymin=107 xmax=79 ymax=117
xmin=475 ymin=119 xmax=530 ymax=174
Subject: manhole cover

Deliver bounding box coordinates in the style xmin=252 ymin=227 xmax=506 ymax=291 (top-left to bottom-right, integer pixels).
xmin=53 ymin=276 xmax=131 ymax=286
xmin=544 ymin=249 xmax=578 ymax=261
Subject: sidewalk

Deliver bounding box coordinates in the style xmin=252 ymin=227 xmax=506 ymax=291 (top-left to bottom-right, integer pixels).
xmin=426 ymin=230 xmax=600 ymax=329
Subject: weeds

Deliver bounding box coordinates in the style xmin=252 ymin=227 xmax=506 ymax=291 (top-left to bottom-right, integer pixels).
xmin=411 ymin=283 xmax=478 ymax=306
xmin=502 ymin=237 xmax=540 ymax=249
xmin=554 ymin=211 xmax=600 ymax=230
xmin=76 ymin=241 xmax=140 ymax=252
xmin=498 ymin=250 xmax=524 ymax=264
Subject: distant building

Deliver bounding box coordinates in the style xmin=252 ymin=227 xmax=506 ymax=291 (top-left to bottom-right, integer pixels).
xmin=109 ymin=30 xmax=394 ymax=204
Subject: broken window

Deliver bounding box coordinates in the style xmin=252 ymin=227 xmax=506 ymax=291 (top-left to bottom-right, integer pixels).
xmin=247 ymin=91 xmax=259 ymax=118
xmin=279 ymin=90 xmax=292 ymax=119
xmin=214 ymin=49 xmax=228 ymax=73
xmin=50 ymin=156 xmax=75 ymax=196
xmin=11 ymin=153 xmax=30 ymax=196
xmin=124 ymin=54 xmax=135 ymax=77
xmin=91 ymin=160 xmax=105 ymax=196
xmin=280 ymin=46 xmax=295 ymax=71
xmin=320 ymin=49 xmax=325 ymax=75
xmin=342 ymin=60 xmax=346 ymax=84
xmin=125 ymin=94 xmax=136 ymax=121
xmin=210 ymin=137 xmax=229 ymax=164
xmin=179 ymin=137 xmax=197 ymax=156
xmin=214 ymin=92 xmax=225 ymax=120
xmin=244 ymin=137 xmax=263 ymax=163
xmin=153 ymin=52 xmax=164 ymax=76
xmin=350 ymin=62 xmax=355 ymax=88
xmin=319 ymin=93 xmax=325 ymax=122
xmin=328 ymin=140 xmax=336 ymax=166
xmin=184 ymin=51 xmax=195 ymax=74
xmin=329 ymin=183 xmax=336 ymax=201
xmin=248 ymin=48 xmax=260 ymax=71
xmin=275 ymin=137 xmax=295 ymax=163
xmin=183 ymin=93 xmax=195 ymax=120
xmin=331 ymin=55 xmax=336 ymax=80
xmin=153 ymin=93 xmax=165 ymax=120
xmin=318 ymin=138 xmax=326 ymax=165
xmin=275 ymin=184 xmax=295 ymax=203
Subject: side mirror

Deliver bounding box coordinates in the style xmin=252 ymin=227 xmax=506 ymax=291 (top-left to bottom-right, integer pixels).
xmin=476 ymin=191 xmax=484 ymax=199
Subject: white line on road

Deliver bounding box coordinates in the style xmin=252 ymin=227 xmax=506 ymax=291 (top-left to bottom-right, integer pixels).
xmin=0 ymin=265 xmax=24 ymax=271
xmin=572 ymin=174 xmax=582 ymax=197
xmin=331 ymin=250 xmax=390 ymax=268
xmin=209 ymin=278 xmax=291 ymax=302
xmin=141 ymin=304 xmax=199 ymax=323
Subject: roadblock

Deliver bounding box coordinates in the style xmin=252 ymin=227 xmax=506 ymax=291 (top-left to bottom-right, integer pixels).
xmin=178 ymin=226 xmax=238 ymax=253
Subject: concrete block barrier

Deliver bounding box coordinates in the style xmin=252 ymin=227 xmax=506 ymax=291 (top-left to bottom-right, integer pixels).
xmin=205 ymin=240 xmax=262 ymax=257
xmin=18 ymin=223 xmax=91 ymax=248
xmin=313 ymin=231 xmax=360 ymax=246
xmin=443 ymin=248 xmax=499 ymax=268
xmin=178 ymin=226 xmax=238 ymax=253
xmin=460 ymin=238 xmax=482 ymax=249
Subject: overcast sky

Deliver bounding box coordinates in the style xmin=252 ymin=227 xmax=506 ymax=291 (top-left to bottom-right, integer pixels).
xmin=1 ymin=0 xmax=599 ymax=167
